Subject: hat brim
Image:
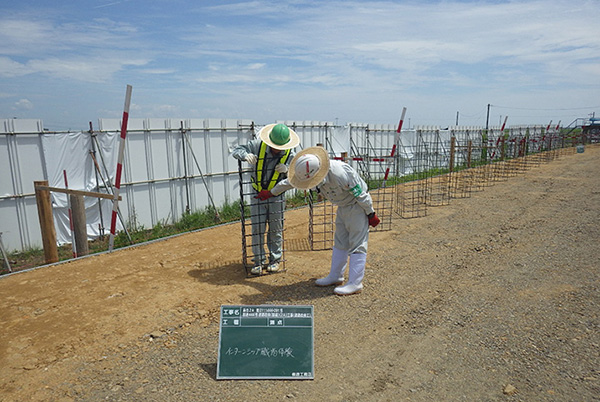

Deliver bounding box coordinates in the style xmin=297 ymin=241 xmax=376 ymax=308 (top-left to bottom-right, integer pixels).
xmin=258 ymin=124 xmax=300 ymax=150
xmin=288 ymin=146 xmax=330 ymax=190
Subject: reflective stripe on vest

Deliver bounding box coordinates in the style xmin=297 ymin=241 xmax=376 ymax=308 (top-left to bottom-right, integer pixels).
xmin=251 ymin=142 xmax=291 ymax=192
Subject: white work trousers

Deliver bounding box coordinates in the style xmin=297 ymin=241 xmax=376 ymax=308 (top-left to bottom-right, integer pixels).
xmin=250 ymin=195 xmax=285 ymax=265
xmin=334 ymin=203 xmax=369 ymax=255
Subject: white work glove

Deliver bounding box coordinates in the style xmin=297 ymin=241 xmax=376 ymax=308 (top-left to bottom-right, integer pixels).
xmin=275 ymin=163 xmax=288 ymax=174
xmin=245 ymin=153 xmax=257 ymax=165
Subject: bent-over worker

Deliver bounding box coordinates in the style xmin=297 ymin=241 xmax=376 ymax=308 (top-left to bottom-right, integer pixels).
xmin=257 ymin=146 xmax=380 ymax=295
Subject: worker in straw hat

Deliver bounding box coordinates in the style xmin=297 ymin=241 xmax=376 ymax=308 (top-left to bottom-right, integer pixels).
xmin=232 ymin=123 xmax=300 ymax=275
xmin=258 ymin=146 xmax=380 ymax=295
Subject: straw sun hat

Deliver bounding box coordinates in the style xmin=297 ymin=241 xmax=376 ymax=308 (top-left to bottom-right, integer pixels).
xmin=288 ymin=146 xmax=330 ymax=190
xmin=258 ymin=123 xmax=300 ymax=150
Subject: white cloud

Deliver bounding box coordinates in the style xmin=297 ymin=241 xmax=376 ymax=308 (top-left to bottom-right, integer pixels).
xmin=14 ymin=98 xmax=33 ymax=110
xmin=246 ymin=63 xmax=265 ymax=70
xmin=1 ymin=0 xmax=599 ymax=129
xmin=0 ymin=56 xmax=28 ymax=77
xmin=139 ymin=68 xmax=177 ymax=75
xmin=25 ymin=56 xmax=149 ymax=82
xmin=0 ymin=19 xmax=54 ymax=55
xmin=153 ymin=104 xmax=180 ymax=115
xmin=0 ymin=14 xmax=148 ymax=82
xmin=180 ymin=0 xmax=600 ymax=95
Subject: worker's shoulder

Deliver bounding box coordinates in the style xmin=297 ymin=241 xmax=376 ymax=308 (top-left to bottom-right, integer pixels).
xmin=332 ymin=159 xmax=357 ymax=174
xmin=234 ymin=138 xmax=262 ymax=149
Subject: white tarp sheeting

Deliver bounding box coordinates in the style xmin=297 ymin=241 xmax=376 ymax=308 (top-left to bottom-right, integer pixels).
xmin=329 ymin=126 xmax=351 ymax=155
xmin=41 ymin=131 xmax=123 ymax=245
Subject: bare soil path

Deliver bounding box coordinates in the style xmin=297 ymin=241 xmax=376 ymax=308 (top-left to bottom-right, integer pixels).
xmin=1 ymin=146 xmax=598 ymax=401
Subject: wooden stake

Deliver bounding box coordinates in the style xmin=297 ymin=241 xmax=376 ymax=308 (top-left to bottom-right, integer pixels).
xmin=34 ymin=180 xmax=59 ymax=264
xmin=70 ymin=194 xmax=89 ymax=256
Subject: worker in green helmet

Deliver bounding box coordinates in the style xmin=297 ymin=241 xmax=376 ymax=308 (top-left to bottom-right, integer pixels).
xmin=231 ymin=123 xmax=300 ymax=275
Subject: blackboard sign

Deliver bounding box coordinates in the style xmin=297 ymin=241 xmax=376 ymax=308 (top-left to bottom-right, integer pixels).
xmin=217 ymin=305 xmax=314 ymax=380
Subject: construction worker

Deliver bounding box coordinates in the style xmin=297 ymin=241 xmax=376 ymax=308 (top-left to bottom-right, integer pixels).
xmin=232 ymin=123 xmax=299 ymax=275
xmin=259 ymin=146 xmax=380 ymax=295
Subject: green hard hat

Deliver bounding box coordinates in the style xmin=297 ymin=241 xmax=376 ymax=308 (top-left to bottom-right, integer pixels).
xmin=269 ymin=124 xmax=290 ymax=146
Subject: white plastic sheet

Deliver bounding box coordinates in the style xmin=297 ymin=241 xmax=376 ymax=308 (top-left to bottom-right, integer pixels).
xmin=329 ymin=126 xmax=351 ymax=155
xmin=41 ymin=131 xmax=122 ymax=245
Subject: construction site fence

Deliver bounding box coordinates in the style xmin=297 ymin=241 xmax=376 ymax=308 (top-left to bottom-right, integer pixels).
xmin=1 ymin=118 xmax=595 ymax=253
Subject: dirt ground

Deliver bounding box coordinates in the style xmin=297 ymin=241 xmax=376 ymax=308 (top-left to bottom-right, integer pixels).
xmin=1 ymin=146 xmax=598 ymax=401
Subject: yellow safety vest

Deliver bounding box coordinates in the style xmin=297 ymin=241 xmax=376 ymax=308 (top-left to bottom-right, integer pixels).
xmin=252 ymin=142 xmax=291 ymax=192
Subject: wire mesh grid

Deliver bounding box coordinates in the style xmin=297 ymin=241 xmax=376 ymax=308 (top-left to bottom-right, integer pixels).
xmin=308 ymin=191 xmax=336 ymax=251
xmin=369 ymin=184 xmax=395 ymax=231
xmin=237 ymin=160 xmax=286 ymax=276
xmin=506 ymin=129 xmax=530 ymax=175
xmin=465 ymin=129 xmax=490 ymax=192
xmin=529 ymin=127 xmax=557 ymax=167
xmin=448 ymin=135 xmax=473 ymax=199
xmin=356 ymin=145 xmax=396 ymax=232
xmin=485 ymin=131 xmax=510 ymax=183
xmin=395 ymin=131 xmax=428 ymax=218
xmin=420 ymin=129 xmax=451 ymax=207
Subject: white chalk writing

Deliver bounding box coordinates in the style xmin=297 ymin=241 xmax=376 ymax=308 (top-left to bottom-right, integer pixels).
xmin=224 ymin=347 xmax=295 ymax=358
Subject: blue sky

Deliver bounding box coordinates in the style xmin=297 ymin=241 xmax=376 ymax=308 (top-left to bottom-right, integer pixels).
xmin=1 ymin=0 xmax=599 ymax=130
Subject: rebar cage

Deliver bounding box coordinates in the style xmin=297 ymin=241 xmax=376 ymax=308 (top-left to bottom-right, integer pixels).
xmin=239 ymin=125 xmax=590 ymax=257
xmin=237 ymin=160 xmax=286 ymax=276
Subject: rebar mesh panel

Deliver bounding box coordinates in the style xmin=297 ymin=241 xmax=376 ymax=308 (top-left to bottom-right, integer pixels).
xmin=308 ymin=191 xmax=335 ymax=251
xmin=448 ymin=135 xmax=473 ymax=198
xmin=510 ymin=134 xmax=529 ymax=174
xmin=492 ymin=160 xmax=510 ymax=181
xmin=527 ymin=128 xmax=547 ymax=168
xmin=421 ymin=129 xmax=451 ymax=207
xmin=396 ymin=180 xmax=427 ymax=218
xmin=470 ymin=163 xmax=492 ymax=190
xmin=426 ymin=174 xmax=451 ymax=206
xmin=237 ymin=160 xmax=286 ymax=276
xmin=486 ymin=133 xmax=509 ymax=183
xmin=369 ymin=185 xmax=394 ymax=231
xmin=450 ymin=169 xmax=473 ymax=199
xmin=466 ymin=132 xmax=488 ymax=192
xmin=359 ymin=140 xmax=397 ymax=232
xmin=395 ymin=130 xmax=428 ymax=218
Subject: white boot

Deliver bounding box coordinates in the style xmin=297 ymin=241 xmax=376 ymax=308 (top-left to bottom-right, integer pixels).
xmin=334 ymin=253 xmax=366 ymax=295
xmin=315 ymin=247 xmax=347 ymax=286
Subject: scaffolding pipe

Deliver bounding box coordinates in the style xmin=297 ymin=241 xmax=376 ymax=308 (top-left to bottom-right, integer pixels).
xmin=89 ymin=122 xmax=105 ymax=238
xmin=181 ymin=123 xmax=220 ymax=221
xmin=0 ymin=233 xmax=11 ymax=273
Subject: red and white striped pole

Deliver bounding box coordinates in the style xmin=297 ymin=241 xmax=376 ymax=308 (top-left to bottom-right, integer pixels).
xmin=500 ymin=115 xmax=508 ymax=132
xmin=490 ymin=116 xmax=509 ymax=159
xmin=108 ymin=84 xmax=132 ymax=252
xmin=63 ymin=170 xmax=77 ymax=258
xmin=396 ymin=107 xmax=407 ymax=134
xmin=383 ymin=107 xmax=407 ymax=183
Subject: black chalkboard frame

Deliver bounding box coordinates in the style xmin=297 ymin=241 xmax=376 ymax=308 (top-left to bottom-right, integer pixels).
xmin=216 ymin=304 xmax=315 ymax=380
